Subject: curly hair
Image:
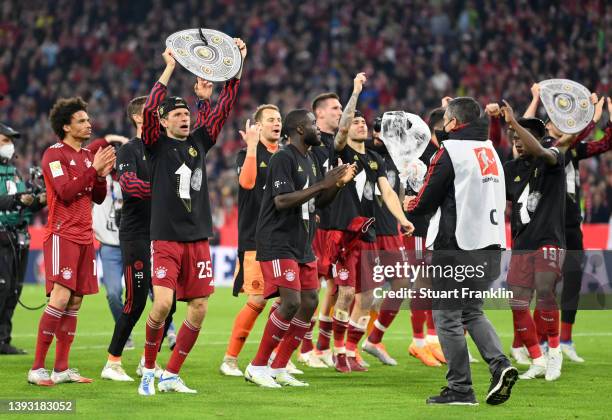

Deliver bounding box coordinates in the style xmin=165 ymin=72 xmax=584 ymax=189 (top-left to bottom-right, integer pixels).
xmin=49 ymin=97 xmax=88 ymax=139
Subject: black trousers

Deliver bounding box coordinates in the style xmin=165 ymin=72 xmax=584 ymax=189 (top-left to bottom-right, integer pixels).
xmin=560 ymin=226 xmax=585 ymax=325
xmin=108 ymin=238 xmax=176 ymax=356
xmin=0 ymin=232 xmax=28 ymax=345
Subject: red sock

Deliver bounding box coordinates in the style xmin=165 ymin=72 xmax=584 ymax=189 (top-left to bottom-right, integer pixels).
xmin=368 ymin=308 xmax=398 ymax=344
xmin=166 ymin=320 xmax=201 ymax=374
xmin=410 ymin=309 xmax=427 ymax=339
xmin=300 ymin=318 xmax=315 ymax=354
xmin=512 ymin=330 xmax=523 ymax=348
xmin=332 ymin=315 xmax=349 ymax=351
xmin=511 ymin=307 xmax=542 ymax=359
xmin=316 ymin=315 xmax=333 ymax=351
xmin=252 ymin=311 xmax=290 ymax=366
xmin=268 ymin=300 xmax=280 ymax=318
xmin=144 ymin=315 xmax=165 ymax=369
xmin=54 ymin=309 xmax=78 ymax=372
xmin=539 ymin=308 xmax=560 ymax=348
xmin=32 ymin=305 xmax=64 ymax=370
xmin=271 ymin=318 xmax=310 ymax=369
xmin=346 ymin=320 xmax=366 ymax=354
xmin=533 ymin=309 xmax=547 ymax=343
xmin=560 ymin=321 xmax=573 ymax=343
xmin=425 ymin=309 xmax=435 ymax=334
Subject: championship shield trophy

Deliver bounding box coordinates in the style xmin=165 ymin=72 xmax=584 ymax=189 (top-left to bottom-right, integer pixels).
xmin=165 ymin=28 xmax=242 ymax=82
xmin=539 ymin=79 xmax=595 ymax=134
xmin=379 ymin=111 xmax=431 ymax=192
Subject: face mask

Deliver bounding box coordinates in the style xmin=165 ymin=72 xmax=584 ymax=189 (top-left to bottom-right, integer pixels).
xmin=0 ymin=143 xmax=15 ymax=160
xmin=434 ymin=129 xmax=449 ymax=142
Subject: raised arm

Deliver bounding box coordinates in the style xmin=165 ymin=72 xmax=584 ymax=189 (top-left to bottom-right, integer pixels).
xmin=142 ymin=49 xmax=175 ymax=148
xmin=523 ymin=83 xmax=540 ymax=118
xmin=502 ymin=100 xmax=558 ymax=165
xmin=334 ymin=72 xmax=366 ymax=152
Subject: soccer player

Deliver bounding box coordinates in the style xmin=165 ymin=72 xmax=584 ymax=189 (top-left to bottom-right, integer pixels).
xmin=500 ymin=101 xmax=573 ymax=381
xmin=137 ymin=41 xmax=244 ymax=396
xmin=359 ymin=121 xmax=409 ymax=366
xmin=522 ymin=87 xmax=611 ymax=363
xmin=309 ymin=92 xmax=344 ymax=368
xmin=100 ymin=95 xmax=183 ymax=381
xmin=28 ymin=97 xmax=116 ymax=386
xmin=330 ymin=73 xmax=414 ymax=373
xmin=219 ymin=104 xmax=282 ymax=376
xmin=244 ymin=109 xmax=356 ymax=387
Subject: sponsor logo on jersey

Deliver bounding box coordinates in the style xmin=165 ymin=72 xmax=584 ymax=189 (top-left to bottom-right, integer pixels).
xmin=474 ymin=147 xmax=499 ymax=176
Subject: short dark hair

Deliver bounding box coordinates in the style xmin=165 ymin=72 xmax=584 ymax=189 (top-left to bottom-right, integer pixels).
xmin=445 ymin=97 xmax=481 ymax=125
xmin=517 ymin=117 xmax=546 ymax=139
xmin=283 ymin=109 xmax=310 ymax=137
xmin=311 ymin=92 xmax=340 ymax=113
xmin=127 ymin=96 xmax=147 ymax=128
xmin=49 ymin=97 xmax=88 ymax=139
xmin=428 ymin=107 xmax=445 ymax=131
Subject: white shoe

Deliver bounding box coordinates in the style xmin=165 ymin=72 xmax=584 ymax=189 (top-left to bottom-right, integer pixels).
xmin=510 ymin=346 xmax=531 ymax=366
xmin=545 ymin=348 xmax=563 ymax=381
xmin=361 ymin=340 xmax=398 ymax=366
xmin=560 ymin=342 xmax=585 ymax=363
xmin=468 ymin=349 xmax=479 ymax=363
xmin=27 ymin=368 xmax=54 ymax=386
xmin=51 ymin=368 xmax=93 ymax=384
xmin=138 ymin=368 xmax=156 ymax=396
xmin=312 ymin=349 xmax=334 ymax=367
xmin=136 ymin=358 xmax=163 ymax=379
xmin=286 ymin=360 xmax=303 ymax=375
xmin=220 ymin=358 xmax=243 ymax=377
xmin=158 ymin=372 xmax=197 ymax=393
xmin=519 ymin=362 xmax=546 ymax=380
xmin=244 ymin=364 xmax=281 ymax=388
xmin=101 ymin=362 xmax=134 ymax=381
xmin=298 ymin=351 xmax=328 ymax=368
xmin=273 ymin=370 xmax=309 ymax=387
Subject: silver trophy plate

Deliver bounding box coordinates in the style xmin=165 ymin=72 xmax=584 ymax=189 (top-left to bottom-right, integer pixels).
xmin=165 ymin=28 xmax=242 ymax=82
xmin=380 ymin=111 xmax=431 ymax=188
xmin=539 ymin=79 xmax=594 ymax=134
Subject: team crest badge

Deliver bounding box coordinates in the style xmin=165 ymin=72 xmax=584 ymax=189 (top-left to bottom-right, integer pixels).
xmin=369 ymin=161 xmax=378 ymax=170
xmin=188 ymin=146 xmax=198 ymax=157
xmin=155 ymin=266 xmax=168 ymax=279
xmin=338 ymin=269 xmax=349 ymax=281
xmin=61 ymin=267 xmax=73 ymax=280
xmin=134 ymin=260 xmax=144 ymax=270
xmin=284 ymin=269 xmax=296 ymax=282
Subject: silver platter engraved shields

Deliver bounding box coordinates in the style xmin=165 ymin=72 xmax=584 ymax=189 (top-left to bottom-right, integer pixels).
xmin=539 ymin=79 xmax=594 ymax=134
xmin=165 ymin=28 xmax=242 ymax=82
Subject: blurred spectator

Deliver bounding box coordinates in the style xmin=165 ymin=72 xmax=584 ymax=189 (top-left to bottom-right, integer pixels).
xmin=1 ymin=0 xmax=610 ymax=240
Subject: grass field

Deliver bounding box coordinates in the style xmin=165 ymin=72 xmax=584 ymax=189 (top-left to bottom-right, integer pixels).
xmin=3 ymin=285 xmax=612 ymax=419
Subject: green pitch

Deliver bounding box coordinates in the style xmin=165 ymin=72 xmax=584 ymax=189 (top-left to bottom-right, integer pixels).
xmin=3 ymin=285 xmax=611 ymax=419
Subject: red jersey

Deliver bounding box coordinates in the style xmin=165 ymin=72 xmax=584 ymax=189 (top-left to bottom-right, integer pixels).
xmin=42 ymin=141 xmax=107 ymax=244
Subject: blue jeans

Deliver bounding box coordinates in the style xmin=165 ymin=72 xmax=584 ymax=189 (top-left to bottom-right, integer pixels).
xmin=100 ymin=244 xmax=124 ymax=322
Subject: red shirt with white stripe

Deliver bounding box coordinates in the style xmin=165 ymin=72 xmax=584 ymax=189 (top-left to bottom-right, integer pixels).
xmin=42 ymin=141 xmax=108 ymax=244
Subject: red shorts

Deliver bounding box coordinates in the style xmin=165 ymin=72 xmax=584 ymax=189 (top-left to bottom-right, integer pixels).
xmin=151 ymin=239 xmax=215 ymax=301
xmin=376 ymin=234 xmax=407 ymax=266
xmin=507 ymin=246 xmax=565 ymax=289
xmin=334 ymin=240 xmax=378 ymax=293
xmin=314 ymin=229 xmax=345 ymax=278
xmin=44 ymin=234 xmax=98 ymax=296
xmin=403 ymin=235 xmax=427 ymax=264
xmin=260 ymin=259 xmax=319 ymax=299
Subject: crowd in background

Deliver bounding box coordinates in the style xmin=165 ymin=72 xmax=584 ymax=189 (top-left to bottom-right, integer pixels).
xmin=1 ymin=0 xmax=610 ymax=241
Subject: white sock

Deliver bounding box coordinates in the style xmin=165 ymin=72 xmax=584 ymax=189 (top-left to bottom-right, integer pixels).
xmin=413 ymin=338 xmax=426 ymax=348
xmin=533 ymin=356 xmax=546 ymax=366
xmin=426 ymin=334 xmax=439 ymax=344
